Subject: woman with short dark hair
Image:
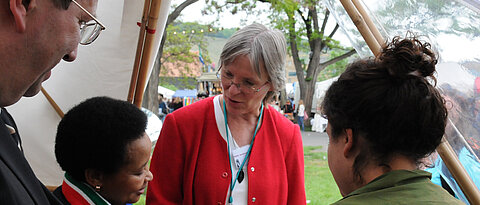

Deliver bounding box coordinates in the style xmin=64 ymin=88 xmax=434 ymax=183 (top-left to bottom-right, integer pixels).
xmin=54 ymin=96 xmax=153 ymax=205
xmin=322 ymin=36 xmax=463 ymax=204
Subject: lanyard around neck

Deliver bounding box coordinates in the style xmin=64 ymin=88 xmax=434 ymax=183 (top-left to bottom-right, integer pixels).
xmin=223 ymin=99 xmax=264 ymax=204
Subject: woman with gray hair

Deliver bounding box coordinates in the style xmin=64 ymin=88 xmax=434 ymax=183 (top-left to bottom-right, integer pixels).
xmin=147 ymin=23 xmax=306 ymax=204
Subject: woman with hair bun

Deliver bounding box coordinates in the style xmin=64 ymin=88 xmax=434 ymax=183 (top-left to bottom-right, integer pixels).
xmin=322 ymin=36 xmax=463 ymax=204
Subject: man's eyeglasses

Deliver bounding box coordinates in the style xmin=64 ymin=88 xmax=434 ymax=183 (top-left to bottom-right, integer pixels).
xmin=71 ymin=0 xmax=106 ymax=45
xmin=217 ymin=69 xmax=269 ymax=94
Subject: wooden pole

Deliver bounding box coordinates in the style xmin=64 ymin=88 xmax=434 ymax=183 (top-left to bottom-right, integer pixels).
xmin=339 ymin=0 xmax=382 ymax=56
xmin=437 ymin=137 xmax=480 ymax=205
xmin=351 ymin=0 xmax=384 ymax=47
xmin=133 ymin=0 xmax=163 ymax=108
xmin=127 ymin=0 xmax=152 ymax=103
xmin=41 ymin=87 xmax=64 ymax=118
xmin=341 ymin=0 xmax=480 ymax=203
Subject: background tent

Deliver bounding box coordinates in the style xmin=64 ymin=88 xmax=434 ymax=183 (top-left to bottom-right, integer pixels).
xmin=326 ymin=0 xmax=480 ymax=203
xmin=172 ymin=89 xmax=198 ymax=98
xmin=158 ymin=85 xmax=175 ymax=99
xmin=6 ymin=0 xmax=171 ymax=186
xmin=294 ymin=77 xmax=338 ymax=113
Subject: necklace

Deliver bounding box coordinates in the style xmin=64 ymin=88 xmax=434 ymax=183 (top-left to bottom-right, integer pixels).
xmin=223 ymin=99 xmax=264 ymax=204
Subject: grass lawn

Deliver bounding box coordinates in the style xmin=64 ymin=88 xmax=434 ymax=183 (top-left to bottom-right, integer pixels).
xmin=134 ymin=145 xmax=341 ymax=205
xmin=304 ymin=146 xmax=342 ymax=204
xmin=134 ymin=196 xmax=145 ymax=205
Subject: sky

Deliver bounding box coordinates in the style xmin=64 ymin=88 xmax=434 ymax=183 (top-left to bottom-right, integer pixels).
xmin=171 ymin=0 xmax=270 ymax=29
xmin=171 ymin=0 xmax=352 ymax=47
xmin=171 ymin=0 xmax=480 ymax=62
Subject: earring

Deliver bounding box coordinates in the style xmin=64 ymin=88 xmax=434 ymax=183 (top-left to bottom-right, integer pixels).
xmin=95 ymin=185 xmax=101 ymax=192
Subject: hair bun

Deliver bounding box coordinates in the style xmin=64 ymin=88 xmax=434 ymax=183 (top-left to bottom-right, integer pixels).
xmin=378 ymin=36 xmax=437 ymax=80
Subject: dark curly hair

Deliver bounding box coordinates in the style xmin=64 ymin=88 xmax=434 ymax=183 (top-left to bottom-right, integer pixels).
xmin=321 ymin=36 xmax=447 ymax=183
xmin=55 ymin=96 xmax=147 ymax=182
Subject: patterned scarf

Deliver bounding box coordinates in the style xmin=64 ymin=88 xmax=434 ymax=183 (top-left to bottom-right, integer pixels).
xmin=61 ymin=173 xmax=110 ymax=205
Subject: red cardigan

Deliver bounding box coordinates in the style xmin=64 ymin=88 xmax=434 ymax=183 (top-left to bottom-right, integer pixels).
xmin=147 ymin=97 xmax=306 ymax=205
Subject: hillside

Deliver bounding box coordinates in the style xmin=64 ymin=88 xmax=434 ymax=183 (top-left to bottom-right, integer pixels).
xmin=206 ymin=36 xmax=228 ymax=68
xmin=160 ymin=36 xmax=228 ymax=78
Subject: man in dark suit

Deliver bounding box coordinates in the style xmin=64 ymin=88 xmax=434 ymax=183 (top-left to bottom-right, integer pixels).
xmin=0 ymin=0 xmax=104 ymax=203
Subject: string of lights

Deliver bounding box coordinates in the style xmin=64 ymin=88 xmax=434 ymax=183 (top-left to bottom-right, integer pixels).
xmin=171 ymin=27 xmax=229 ymax=35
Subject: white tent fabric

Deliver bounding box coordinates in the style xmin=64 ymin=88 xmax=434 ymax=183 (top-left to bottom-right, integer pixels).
xmin=293 ymin=77 xmax=338 ymax=113
xmin=6 ymin=0 xmax=171 ymax=186
xmin=158 ymin=85 xmax=175 ymax=99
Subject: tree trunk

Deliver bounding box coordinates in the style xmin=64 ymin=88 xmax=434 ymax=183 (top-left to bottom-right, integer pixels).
xmin=141 ymin=0 xmax=198 ymax=115
xmin=142 ymin=60 xmax=160 ymax=115
xmin=302 ymin=49 xmax=356 ymax=117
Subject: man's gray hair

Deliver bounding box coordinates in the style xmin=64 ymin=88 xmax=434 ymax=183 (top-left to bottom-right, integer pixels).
xmin=219 ymin=23 xmax=287 ymax=102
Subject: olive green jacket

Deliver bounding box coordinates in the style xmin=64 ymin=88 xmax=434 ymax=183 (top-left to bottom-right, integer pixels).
xmin=332 ymin=170 xmax=464 ymax=205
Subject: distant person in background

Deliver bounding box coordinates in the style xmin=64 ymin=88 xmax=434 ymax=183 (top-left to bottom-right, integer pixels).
xmin=270 ymin=99 xmax=281 ymax=113
xmin=167 ymin=99 xmax=174 ymax=113
xmin=198 ymin=92 xmax=208 ymax=99
xmin=321 ymin=36 xmax=462 ymax=204
xmin=312 ymin=100 xmax=328 ymax=132
xmin=158 ymin=94 xmax=169 ymax=121
xmin=147 ymin=23 xmax=306 ymax=204
xmin=196 ymin=92 xmax=209 ymax=103
xmin=282 ymin=100 xmax=294 ymax=121
xmin=172 ymin=97 xmax=184 ymax=111
xmin=54 ymin=97 xmax=153 ymax=205
xmin=297 ymin=99 xmax=305 ymax=131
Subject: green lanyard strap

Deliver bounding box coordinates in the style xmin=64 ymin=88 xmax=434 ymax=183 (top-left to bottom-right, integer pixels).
xmin=223 ymin=99 xmax=264 ymax=204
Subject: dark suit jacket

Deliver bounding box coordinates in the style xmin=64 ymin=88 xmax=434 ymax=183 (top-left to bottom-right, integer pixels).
xmin=0 ymin=108 xmax=61 ymax=204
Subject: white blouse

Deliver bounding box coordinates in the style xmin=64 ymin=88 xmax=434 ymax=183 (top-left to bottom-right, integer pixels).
xmin=213 ymin=95 xmax=249 ymax=205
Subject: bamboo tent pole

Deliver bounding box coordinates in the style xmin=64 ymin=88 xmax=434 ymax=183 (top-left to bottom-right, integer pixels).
xmin=40 ymin=87 xmax=64 ymax=118
xmin=351 ymin=0 xmax=384 ymax=47
xmin=127 ymin=0 xmax=152 ymax=104
xmin=437 ymin=137 xmax=480 ymax=204
xmin=132 ymin=0 xmax=163 ymax=108
xmin=339 ymin=0 xmax=382 ymax=56
xmin=341 ymin=0 xmax=480 ymax=204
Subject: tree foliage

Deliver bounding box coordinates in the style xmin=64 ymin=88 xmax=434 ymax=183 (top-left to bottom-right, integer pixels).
xmin=142 ymin=0 xmax=199 ymax=115
xmin=317 ymin=49 xmax=356 ymax=82
xmin=204 ymin=0 xmax=356 ymax=116
xmin=161 ymin=22 xmax=212 ymax=76
xmin=206 ymin=28 xmax=237 ymax=39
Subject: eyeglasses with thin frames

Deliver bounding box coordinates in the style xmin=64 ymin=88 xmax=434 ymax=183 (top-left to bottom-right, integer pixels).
xmin=71 ymin=0 xmax=106 ymax=45
xmin=216 ymin=69 xmax=269 ymax=94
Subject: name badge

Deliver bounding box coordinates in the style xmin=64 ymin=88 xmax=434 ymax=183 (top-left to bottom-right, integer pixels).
xmin=232 ymin=145 xmax=250 ymax=169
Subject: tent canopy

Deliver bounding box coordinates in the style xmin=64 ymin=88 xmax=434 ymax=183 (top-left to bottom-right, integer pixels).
xmin=158 ymin=85 xmax=175 ymax=99
xmin=172 ymin=89 xmax=198 ymax=98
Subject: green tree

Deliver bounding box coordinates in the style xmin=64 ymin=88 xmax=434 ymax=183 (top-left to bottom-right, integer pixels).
xmin=204 ymin=0 xmax=356 ymax=116
xmin=160 ymin=22 xmax=212 ymax=76
xmin=206 ymin=28 xmax=237 ymax=39
xmin=142 ymin=0 xmax=199 ymax=115
xmin=317 ymin=49 xmax=356 ymax=82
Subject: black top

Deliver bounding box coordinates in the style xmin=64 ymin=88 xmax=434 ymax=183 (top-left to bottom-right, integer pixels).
xmin=53 ymin=186 xmax=71 ymax=205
